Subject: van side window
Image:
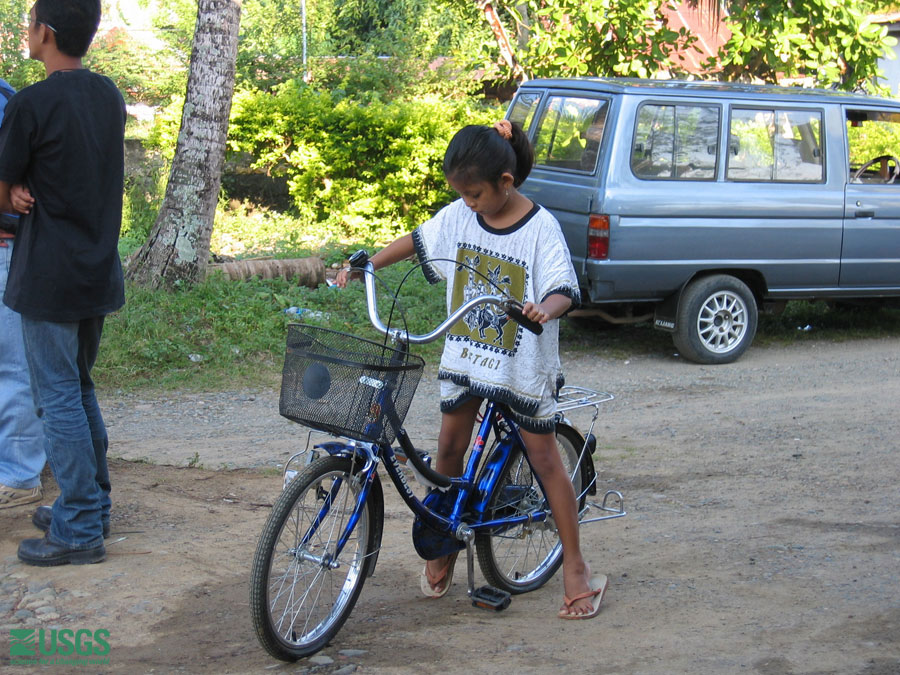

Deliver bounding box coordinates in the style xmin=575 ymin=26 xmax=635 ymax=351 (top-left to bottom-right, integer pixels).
xmin=727 ymin=108 xmax=824 ymax=182
xmin=508 ymin=92 xmax=542 ymax=133
xmin=847 ymin=109 xmax=900 ymax=184
xmin=533 ymin=96 xmax=608 ymax=172
xmin=631 ymin=103 xmax=719 ymax=180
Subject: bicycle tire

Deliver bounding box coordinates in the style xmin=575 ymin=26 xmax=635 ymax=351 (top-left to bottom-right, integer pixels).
xmin=475 ymin=426 xmax=587 ymax=594
xmin=250 ymin=455 xmax=379 ymax=661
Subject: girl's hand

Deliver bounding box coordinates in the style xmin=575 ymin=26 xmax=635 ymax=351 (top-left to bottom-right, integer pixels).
xmin=521 ymin=301 xmax=551 ymax=324
xmin=520 ymin=294 xmax=573 ymax=324
xmin=335 ymin=266 xmax=360 ymax=288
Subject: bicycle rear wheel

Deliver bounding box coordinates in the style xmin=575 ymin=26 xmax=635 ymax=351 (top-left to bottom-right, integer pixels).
xmin=250 ymin=455 xmax=379 ymax=661
xmin=475 ymin=426 xmax=586 ymax=594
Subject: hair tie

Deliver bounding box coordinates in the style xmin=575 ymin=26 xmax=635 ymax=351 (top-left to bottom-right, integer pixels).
xmin=493 ymin=119 xmax=513 ymax=141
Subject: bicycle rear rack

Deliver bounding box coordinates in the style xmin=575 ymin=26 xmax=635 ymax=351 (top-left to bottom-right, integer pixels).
xmin=556 ymin=386 xmax=614 ymax=414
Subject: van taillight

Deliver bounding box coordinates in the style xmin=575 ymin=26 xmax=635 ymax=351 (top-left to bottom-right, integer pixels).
xmin=588 ymin=215 xmax=609 ymax=260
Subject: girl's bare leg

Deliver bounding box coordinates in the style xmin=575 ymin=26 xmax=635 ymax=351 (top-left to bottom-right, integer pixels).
xmin=519 ymin=428 xmax=596 ymax=617
xmin=423 ymin=397 xmax=482 ymax=594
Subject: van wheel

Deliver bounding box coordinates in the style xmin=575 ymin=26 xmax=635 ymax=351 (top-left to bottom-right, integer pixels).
xmin=673 ymin=275 xmax=757 ymax=364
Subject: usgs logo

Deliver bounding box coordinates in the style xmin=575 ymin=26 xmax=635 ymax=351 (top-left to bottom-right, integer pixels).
xmin=9 ymin=628 xmax=110 ymax=663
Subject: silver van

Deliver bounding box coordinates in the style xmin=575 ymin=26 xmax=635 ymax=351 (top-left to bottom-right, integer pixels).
xmin=507 ymin=78 xmax=900 ymax=363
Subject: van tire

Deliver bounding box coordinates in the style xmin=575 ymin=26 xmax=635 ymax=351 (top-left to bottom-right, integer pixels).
xmin=673 ymin=275 xmax=758 ymax=364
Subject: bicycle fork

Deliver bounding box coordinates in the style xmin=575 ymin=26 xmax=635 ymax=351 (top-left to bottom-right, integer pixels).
xmin=295 ymin=456 xmax=379 ymax=571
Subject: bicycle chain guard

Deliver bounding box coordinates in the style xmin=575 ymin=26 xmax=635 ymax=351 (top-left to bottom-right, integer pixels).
xmin=411 ymin=489 xmax=466 ymax=560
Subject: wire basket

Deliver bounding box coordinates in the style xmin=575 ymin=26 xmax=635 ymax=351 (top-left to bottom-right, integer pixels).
xmin=279 ymin=324 xmax=424 ymax=445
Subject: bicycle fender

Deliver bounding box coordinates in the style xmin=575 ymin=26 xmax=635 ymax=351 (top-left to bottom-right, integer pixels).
xmin=367 ymin=471 xmax=384 ymax=578
xmin=556 ymin=423 xmax=597 ymax=497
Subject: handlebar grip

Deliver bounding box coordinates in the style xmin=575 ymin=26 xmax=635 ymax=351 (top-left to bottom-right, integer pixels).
xmin=348 ymin=249 xmax=370 ymax=268
xmin=503 ymin=301 xmax=544 ymax=335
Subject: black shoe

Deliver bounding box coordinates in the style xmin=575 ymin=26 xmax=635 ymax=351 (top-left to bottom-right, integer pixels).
xmin=17 ymin=533 xmax=106 ymax=566
xmin=32 ymin=505 xmax=110 ymax=539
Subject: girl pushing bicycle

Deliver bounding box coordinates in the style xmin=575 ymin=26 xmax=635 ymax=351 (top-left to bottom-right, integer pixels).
xmin=337 ymin=119 xmax=608 ymax=619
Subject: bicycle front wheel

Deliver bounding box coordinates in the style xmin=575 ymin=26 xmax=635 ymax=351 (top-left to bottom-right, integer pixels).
xmin=250 ymin=455 xmax=379 ymax=661
xmin=475 ymin=427 xmax=586 ymax=594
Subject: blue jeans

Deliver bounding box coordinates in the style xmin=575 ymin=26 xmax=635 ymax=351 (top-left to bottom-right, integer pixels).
xmin=21 ymin=315 xmax=110 ymax=548
xmin=0 ymin=239 xmax=45 ymax=489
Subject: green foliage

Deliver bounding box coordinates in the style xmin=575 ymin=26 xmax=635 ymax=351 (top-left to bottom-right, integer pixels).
xmin=142 ymin=0 xmax=196 ymax=60
xmin=210 ymin=199 xmax=344 ymax=260
xmin=95 ymin=260 xmax=446 ymax=390
xmin=235 ymin=0 xmax=329 ymax=89
xmin=120 ymin=156 xmax=168 ymax=257
xmin=326 ymin=0 xmax=426 ymax=56
xmin=0 ymin=0 xmax=43 ymax=89
xmin=711 ymin=0 xmax=897 ymax=92
xmin=227 ymin=83 xmax=499 ymax=240
xmin=511 ymin=0 xmax=694 ymax=79
xmin=144 ymin=93 xmax=187 ymax=161
xmin=84 ymin=27 xmax=181 ymax=105
xmin=141 ymin=0 xmax=480 ymax=96
xmin=847 ymin=119 xmax=900 ymax=165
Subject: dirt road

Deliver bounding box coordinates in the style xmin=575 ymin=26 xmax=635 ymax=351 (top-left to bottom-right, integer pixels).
xmin=1 ymin=337 xmax=898 ymax=674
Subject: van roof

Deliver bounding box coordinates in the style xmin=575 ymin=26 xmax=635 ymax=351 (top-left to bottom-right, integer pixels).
xmin=519 ymin=77 xmax=900 ymax=107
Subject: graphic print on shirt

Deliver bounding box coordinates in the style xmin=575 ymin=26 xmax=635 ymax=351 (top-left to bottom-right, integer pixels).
xmin=449 ymin=245 xmax=527 ymax=354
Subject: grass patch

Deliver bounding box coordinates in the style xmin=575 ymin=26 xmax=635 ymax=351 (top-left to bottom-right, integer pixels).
xmin=95 ymin=260 xmax=446 ymax=392
xmin=757 ymin=300 xmax=900 ymax=344
xmin=98 ymin=280 xmax=900 ymax=393
xmin=558 ymin=299 xmax=900 ymax=363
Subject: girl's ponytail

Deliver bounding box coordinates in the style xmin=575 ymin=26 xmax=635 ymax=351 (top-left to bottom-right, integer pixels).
xmin=443 ymin=120 xmax=535 ymax=188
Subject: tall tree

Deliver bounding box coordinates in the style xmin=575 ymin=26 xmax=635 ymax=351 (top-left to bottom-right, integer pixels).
xmin=127 ymin=0 xmax=242 ymax=288
xmin=710 ymin=0 xmax=895 ymax=92
xmin=470 ymin=0 xmax=894 ymax=91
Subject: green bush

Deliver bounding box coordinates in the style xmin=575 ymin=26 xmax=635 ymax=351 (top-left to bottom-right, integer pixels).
xmin=226 ymin=83 xmax=499 ymax=240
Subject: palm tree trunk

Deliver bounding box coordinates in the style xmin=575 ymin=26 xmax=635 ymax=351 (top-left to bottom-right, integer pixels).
xmin=126 ymin=0 xmax=242 ymax=288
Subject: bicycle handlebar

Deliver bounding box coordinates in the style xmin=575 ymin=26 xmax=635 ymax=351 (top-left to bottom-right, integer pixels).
xmin=350 ymin=249 xmax=543 ymax=344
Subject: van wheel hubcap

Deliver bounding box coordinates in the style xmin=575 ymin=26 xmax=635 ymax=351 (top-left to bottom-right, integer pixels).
xmin=697 ymin=291 xmax=747 ymax=353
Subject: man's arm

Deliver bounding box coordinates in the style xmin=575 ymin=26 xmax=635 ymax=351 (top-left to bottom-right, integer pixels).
xmin=0 ymin=181 xmax=12 ymax=214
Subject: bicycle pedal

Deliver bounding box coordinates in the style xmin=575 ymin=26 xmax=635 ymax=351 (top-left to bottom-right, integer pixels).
xmin=471 ymin=585 xmax=511 ymax=611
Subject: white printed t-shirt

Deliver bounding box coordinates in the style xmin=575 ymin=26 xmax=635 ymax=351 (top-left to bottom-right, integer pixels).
xmin=412 ymin=198 xmax=580 ymax=431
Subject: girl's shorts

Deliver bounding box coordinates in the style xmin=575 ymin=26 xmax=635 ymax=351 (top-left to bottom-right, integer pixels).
xmin=439 ymin=380 xmax=557 ymax=434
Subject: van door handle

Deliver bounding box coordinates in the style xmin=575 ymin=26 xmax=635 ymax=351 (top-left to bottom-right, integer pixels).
xmin=855 ymin=210 xmax=875 ymax=218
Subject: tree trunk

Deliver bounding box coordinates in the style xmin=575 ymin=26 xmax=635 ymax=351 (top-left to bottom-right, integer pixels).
xmin=476 ymin=0 xmax=527 ymax=82
xmin=209 ymin=257 xmax=325 ymax=287
xmin=126 ymin=0 xmax=242 ymax=288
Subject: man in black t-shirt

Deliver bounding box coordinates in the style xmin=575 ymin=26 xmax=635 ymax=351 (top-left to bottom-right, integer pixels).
xmin=0 ymin=0 xmax=125 ymax=565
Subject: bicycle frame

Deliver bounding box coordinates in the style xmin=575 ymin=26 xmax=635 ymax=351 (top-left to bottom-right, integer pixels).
xmin=297 ymin=398 xmax=549 ymax=566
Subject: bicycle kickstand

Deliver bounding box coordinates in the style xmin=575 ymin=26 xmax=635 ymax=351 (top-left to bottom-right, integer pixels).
xmin=458 ymin=526 xmax=511 ymax=611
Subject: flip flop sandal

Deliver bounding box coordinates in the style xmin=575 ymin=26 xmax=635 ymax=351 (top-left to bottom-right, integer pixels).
xmin=559 ymin=574 xmax=609 ymax=620
xmin=419 ymin=551 xmax=459 ymax=598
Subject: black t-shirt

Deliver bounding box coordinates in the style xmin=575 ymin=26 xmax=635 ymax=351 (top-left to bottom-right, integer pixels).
xmin=0 ymin=69 xmax=126 ymax=321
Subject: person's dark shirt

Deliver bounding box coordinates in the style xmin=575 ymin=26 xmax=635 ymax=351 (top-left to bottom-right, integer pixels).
xmin=0 ymin=69 xmax=126 ymax=321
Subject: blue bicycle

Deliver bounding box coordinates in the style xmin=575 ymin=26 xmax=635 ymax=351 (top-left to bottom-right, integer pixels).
xmin=249 ymin=251 xmax=625 ymax=661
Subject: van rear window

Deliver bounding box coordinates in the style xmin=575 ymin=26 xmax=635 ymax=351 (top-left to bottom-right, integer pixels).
xmin=508 ymin=92 xmax=542 ymax=132
xmin=532 ymin=96 xmax=608 ymax=172
xmin=727 ymin=108 xmax=824 ymax=182
xmin=631 ymin=103 xmax=720 ymax=180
